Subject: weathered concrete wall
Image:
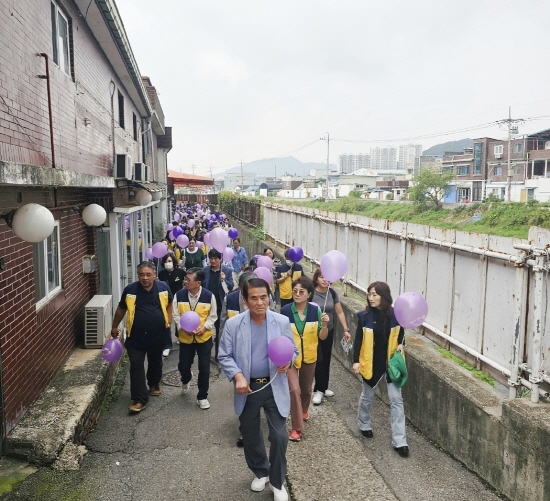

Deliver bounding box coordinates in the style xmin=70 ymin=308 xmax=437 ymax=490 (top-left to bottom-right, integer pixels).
xmin=235 ymin=221 xmax=550 ymax=501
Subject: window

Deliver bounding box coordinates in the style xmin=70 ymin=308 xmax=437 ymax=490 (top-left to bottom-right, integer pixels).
xmin=473 ymin=142 xmax=483 ymax=175
xmin=118 ymin=91 xmax=125 ymax=129
xmin=32 ymin=221 xmax=62 ymax=307
xmin=133 ymin=113 xmax=137 ymax=141
xmin=51 ymin=2 xmax=71 ymax=75
xmin=494 ymin=166 xmax=502 ymax=176
xmin=494 ymin=145 xmax=504 ymax=156
xmin=513 ymin=143 xmax=523 ymax=154
xmin=457 ymin=165 xmax=470 ymax=176
xmin=513 ymin=164 xmax=523 ymax=175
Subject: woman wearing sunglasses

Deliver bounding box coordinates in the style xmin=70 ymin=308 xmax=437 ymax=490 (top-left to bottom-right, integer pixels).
xmin=280 ymin=276 xmax=329 ymax=442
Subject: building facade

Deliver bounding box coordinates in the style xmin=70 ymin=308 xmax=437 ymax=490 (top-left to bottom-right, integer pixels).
xmin=369 ymin=147 xmax=397 ymax=170
xmin=0 ymin=0 xmax=171 ymax=440
xmin=339 ymin=154 xmax=370 ymax=174
xmin=398 ymin=144 xmax=422 ymax=171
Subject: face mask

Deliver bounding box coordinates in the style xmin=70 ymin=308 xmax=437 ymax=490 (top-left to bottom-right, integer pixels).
xmin=165 ymin=262 xmax=174 ymax=271
xmin=285 ymin=260 xmax=293 ymax=266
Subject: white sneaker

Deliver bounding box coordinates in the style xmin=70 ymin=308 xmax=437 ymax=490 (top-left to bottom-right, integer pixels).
xmin=197 ymin=399 xmax=210 ymax=410
xmin=162 ymin=349 xmax=170 ymax=357
xmin=312 ymin=391 xmax=323 ymax=405
xmin=250 ymin=476 xmax=268 ymax=492
xmin=181 ymin=383 xmax=190 ymax=394
xmin=324 ymin=389 xmax=335 ymax=397
xmin=270 ymin=484 xmax=288 ymax=501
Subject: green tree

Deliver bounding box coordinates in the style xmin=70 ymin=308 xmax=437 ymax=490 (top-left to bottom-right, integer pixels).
xmin=406 ymin=168 xmax=455 ymax=209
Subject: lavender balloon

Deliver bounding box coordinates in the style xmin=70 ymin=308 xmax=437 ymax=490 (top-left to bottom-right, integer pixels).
xmin=320 ymin=250 xmax=348 ymax=283
xmin=168 ymin=231 xmax=175 ymax=241
xmin=257 ymin=255 xmax=273 ymax=270
xmin=165 ymin=223 xmax=173 ymax=232
xmin=254 ymin=266 xmax=273 ymax=285
xmin=188 ymin=219 xmax=196 ymax=229
xmin=102 ymin=338 xmax=124 ymax=363
xmin=152 ymin=242 xmax=168 ymax=259
xmin=176 ymin=234 xmax=189 ymax=248
xmin=394 ymin=292 xmax=428 ymax=329
xmin=222 ymin=247 xmax=234 ymax=262
xmin=203 ymin=233 xmax=211 ymax=246
xmin=145 ymin=247 xmax=154 ymax=260
xmin=180 ymin=311 xmax=201 ymax=332
xmin=267 ymin=336 xmax=295 ymax=366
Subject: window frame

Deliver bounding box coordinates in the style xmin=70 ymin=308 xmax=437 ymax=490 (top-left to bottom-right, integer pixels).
xmin=494 ymin=144 xmax=504 ymax=156
xmin=33 ymin=220 xmax=63 ymax=309
xmin=51 ymin=1 xmax=71 ymax=76
xmin=118 ymin=91 xmax=125 ymax=129
xmin=456 ymin=164 xmax=470 ymax=176
xmin=513 ymin=143 xmax=523 ymax=154
xmin=494 ymin=166 xmax=503 ymax=176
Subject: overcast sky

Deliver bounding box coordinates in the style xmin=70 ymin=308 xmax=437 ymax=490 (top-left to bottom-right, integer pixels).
xmin=115 ymin=0 xmax=550 ymax=174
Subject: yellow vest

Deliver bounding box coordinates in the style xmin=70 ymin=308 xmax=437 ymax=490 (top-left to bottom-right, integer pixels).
xmin=279 ymin=269 xmax=303 ymax=300
xmin=124 ymin=285 xmax=170 ymax=336
xmin=359 ymin=325 xmax=401 ymax=380
xmin=175 ymin=288 xmax=214 ymax=344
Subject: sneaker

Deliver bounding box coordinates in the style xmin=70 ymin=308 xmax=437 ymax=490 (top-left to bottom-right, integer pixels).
xmin=236 ymin=435 xmax=244 ymax=447
xmin=250 ymin=475 xmax=269 ymax=492
xmin=312 ymin=391 xmax=323 ymax=405
xmin=181 ymin=383 xmax=190 ymax=394
xmin=302 ymin=411 xmax=309 ymax=422
xmin=197 ymin=399 xmax=211 ymax=410
xmin=361 ymin=429 xmax=374 ymax=438
xmin=270 ymin=483 xmax=289 ymax=501
xmin=148 ymin=385 xmax=162 ymax=396
xmin=289 ymin=429 xmax=301 ymax=442
xmin=162 ymin=349 xmax=170 ymax=357
xmin=128 ymin=402 xmax=146 ymax=413
xmin=394 ymin=445 xmax=409 ymax=457
xmin=324 ymin=389 xmax=335 ymax=397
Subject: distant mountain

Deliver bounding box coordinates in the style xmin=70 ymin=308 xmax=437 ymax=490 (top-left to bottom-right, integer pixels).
xmin=216 ymin=156 xmax=337 ymax=178
xmin=422 ymin=139 xmax=473 ymax=157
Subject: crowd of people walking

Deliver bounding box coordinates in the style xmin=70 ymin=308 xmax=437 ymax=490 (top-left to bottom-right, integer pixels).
xmin=111 ymin=203 xmax=409 ymax=501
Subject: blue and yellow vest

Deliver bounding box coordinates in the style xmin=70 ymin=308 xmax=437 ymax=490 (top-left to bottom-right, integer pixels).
xmin=124 ymin=281 xmax=171 ymax=336
xmin=357 ymin=309 xmax=401 ymax=381
xmin=281 ymin=302 xmax=321 ymax=369
xmin=225 ymin=290 xmax=242 ymax=319
xmin=175 ymin=287 xmax=214 ymax=344
xmin=278 ymin=263 xmax=303 ymax=300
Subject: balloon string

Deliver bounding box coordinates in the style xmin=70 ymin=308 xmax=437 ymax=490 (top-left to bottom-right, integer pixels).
xmin=248 ymin=372 xmax=278 ymax=394
xmin=322 ymin=284 xmax=331 ymax=313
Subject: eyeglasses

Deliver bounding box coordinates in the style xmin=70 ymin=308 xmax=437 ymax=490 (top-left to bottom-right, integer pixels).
xmin=184 ymin=277 xmax=195 ymax=282
xmin=292 ymin=289 xmax=308 ymax=296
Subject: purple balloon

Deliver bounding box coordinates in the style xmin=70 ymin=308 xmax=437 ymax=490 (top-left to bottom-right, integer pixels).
xmin=172 ymin=226 xmax=183 ymax=238
xmin=197 ymin=241 xmax=204 ymax=248
xmin=288 ymin=246 xmax=303 ymax=263
xmin=222 ymin=247 xmax=234 ymax=262
xmin=145 ymin=247 xmax=154 ymax=260
xmin=320 ymin=250 xmax=348 ymax=283
xmin=257 ymin=255 xmax=273 ymax=270
xmin=168 ymin=231 xmax=175 ymax=241
xmin=174 ymin=212 xmax=181 ymax=221
xmin=152 ymin=242 xmax=168 ymax=259
xmin=165 ymin=223 xmax=173 ymax=232
xmin=188 ymin=219 xmax=196 ymax=229
xmin=394 ymin=292 xmax=429 ymax=329
xmin=210 ymin=227 xmax=229 ymax=253
xmin=267 ymin=336 xmax=295 ymax=366
xmin=228 ymin=228 xmax=239 ymax=239
xmin=102 ymin=338 xmax=124 ymax=363
xmin=176 ymin=234 xmax=189 ymax=248
xmin=254 ymin=266 xmax=273 ymax=285
xmin=203 ymin=233 xmax=211 ymax=246
xmin=180 ymin=311 xmax=201 ymax=332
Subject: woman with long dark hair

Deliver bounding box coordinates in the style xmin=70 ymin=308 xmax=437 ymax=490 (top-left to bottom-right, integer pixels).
xmin=352 ymin=281 xmax=409 ymax=457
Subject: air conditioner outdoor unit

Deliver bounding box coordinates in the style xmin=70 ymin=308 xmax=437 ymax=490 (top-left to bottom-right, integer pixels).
xmin=116 ymin=154 xmax=133 ymax=179
xmin=134 ymin=162 xmax=149 ymax=182
xmin=495 ymin=153 xmax=502 ymax=159
xmin=84 ymin=295 xmax=112 ymax=348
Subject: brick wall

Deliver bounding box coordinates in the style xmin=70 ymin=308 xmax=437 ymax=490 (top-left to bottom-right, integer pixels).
xmin=0 ymin=0 xmax=144 ymax=175
xmin=0 ymin=186 xmax=106 ymax=433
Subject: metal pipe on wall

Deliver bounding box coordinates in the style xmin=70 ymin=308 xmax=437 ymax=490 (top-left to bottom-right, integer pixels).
xmin=39 ymin=53 xmax=55 ymax=168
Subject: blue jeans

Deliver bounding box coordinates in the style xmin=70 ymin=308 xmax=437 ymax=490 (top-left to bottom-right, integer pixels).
xmin=358 ymin=378 xmax=408 ymax=448
xmin=178 ymin=338 xmax=213 ymax=400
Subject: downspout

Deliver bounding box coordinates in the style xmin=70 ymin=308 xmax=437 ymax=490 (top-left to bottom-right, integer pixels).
xmin=38 ymin=53 xmax=55 ymax=168
xmin=109 ymin=80 xmax=116 ymax=175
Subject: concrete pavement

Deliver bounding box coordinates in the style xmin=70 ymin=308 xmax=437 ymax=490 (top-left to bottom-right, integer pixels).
xmin=1 ymin=346 xmax=505 ymax=501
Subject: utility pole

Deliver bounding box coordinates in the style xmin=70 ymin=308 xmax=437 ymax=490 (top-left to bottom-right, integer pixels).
xmin=498 ymin=107 xmax=522 ymax=202
xmin=240 ymin=159 xmax=244 ymax=189
xmin=320 ymin=133 xmax=330 ymax=199
xmin=191 ymin=164 xmax=195 ymax=175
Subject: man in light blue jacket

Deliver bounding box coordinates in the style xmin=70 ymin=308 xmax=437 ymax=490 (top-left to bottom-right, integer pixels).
xmin=219 ymin=278 xmax=297 ymax=501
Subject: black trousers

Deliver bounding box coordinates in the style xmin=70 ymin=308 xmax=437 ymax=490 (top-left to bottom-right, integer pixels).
xmin=125 ymin=336 xmax=164 ymax=404
xmin=314 ymin=328 xmax=334 ymax=393
xmin=239 ymin=383 xmax=288 ymax=490
xmin=280 ymin=298 xmax=293 ymax=309
xmin=178 ymin=338 xmax=213 ymax=400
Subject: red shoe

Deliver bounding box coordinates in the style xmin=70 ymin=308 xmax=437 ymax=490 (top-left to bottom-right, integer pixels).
xmin=289 ymin=429 xmax=301 ymax=442
xmin=303 ymin=412 xmax=309 ymax=422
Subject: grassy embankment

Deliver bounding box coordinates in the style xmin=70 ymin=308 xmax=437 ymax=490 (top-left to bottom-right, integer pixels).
xmin=275 ymin=198 xmax=550 ymax=239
